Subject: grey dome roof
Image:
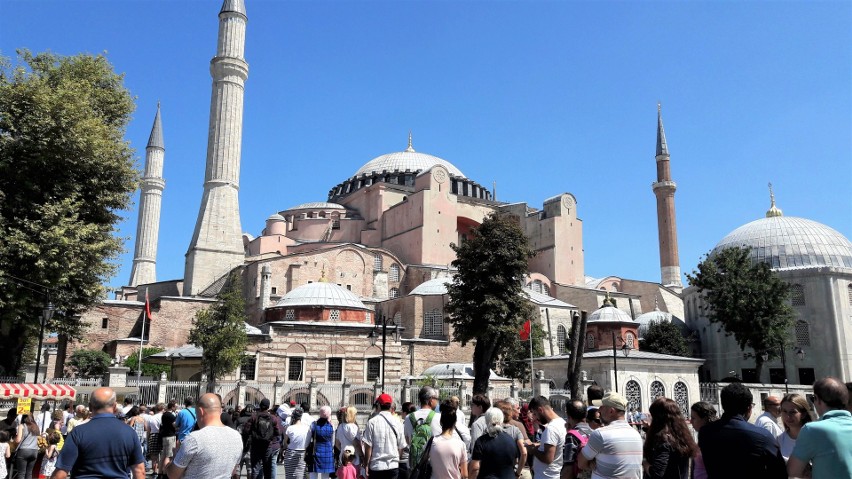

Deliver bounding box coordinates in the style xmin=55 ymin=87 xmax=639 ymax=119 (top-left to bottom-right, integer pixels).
xmin=635 ymin=310 xmax=672 ymax=339
xmin=284 ymin=202 xmax=346 ymax=211
xmin=713 ymin=216 xmax=852 ymax=270
xmin=267 ymin=213 xmax=285 ymax=221
xmin=274 ymin=282 xmax=367 ymax=310
xmin=410 ymin=277 xmax=451 ymax=296
xmin=588 ymin=302 xmax=634 ymax=324
xmin=355 ymin=150 xmax=465 ymax=178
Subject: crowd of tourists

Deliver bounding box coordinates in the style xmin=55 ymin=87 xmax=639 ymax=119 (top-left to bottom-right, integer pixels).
xmin=0 ymin=376 xmax=849 ymax=479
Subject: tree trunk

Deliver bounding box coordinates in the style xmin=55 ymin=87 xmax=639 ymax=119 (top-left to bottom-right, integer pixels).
xmin=572 ymin=312 xmax=589 ymax=399
xmin=0 ymin=323 xmax=30 ymax=377
xmin=472 ymin=339 xmax=499 ymax=394
xmin=566 ymin=312 xmax=580 ymax=397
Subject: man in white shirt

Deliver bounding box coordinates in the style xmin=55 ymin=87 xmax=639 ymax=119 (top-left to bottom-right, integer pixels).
xmin=362 ymin=393 xmax=407 ymax=479
xmin=754 ymin=396 xmax=783 ymax=438
xmin=579 ymin=391 xmax=643 ymax=479
xmin=528 ymin=396 xmax=567 ymax=479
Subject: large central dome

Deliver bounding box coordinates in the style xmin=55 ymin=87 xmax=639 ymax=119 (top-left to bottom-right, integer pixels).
xmin=353 ymin=136 xmax=465 ymax=178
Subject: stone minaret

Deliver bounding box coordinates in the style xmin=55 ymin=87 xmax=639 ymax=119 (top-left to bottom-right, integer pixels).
xmin=129 ymin=104 xmax=165 ymax=287
xmin=652 ymin=104 xmax=682 ymax=288
xmin=184 ymin=0 xmax=249 ymax=296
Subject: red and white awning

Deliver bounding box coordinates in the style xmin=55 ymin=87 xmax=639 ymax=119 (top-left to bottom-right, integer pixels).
xmin=0 ymin=383 xmax=76 ymax=400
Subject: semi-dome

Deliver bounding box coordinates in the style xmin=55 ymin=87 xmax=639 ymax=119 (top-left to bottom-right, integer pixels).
xmin=635 ymin=308 xmax=688 ymax=339
xmin=353 ymin=136 xmax=465 ymax=178
xmin=712 ymin=216 xmax=852 ymax=270
xmin=409 ymin=277 xmax=451 ymax=296
xmin=274 ymin=282 xmax=367 ymax=310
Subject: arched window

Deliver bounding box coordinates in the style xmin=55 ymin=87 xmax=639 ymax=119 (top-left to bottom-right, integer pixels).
xmin=586 ymin=333 xmax=596 ymax=350
xmin=556 ymin=325 xmax=567 ymax=354
xmin=791 ymin=284 xmax=805 ymax=306
xmin=389 ymin=264 xmax=400 ymax=282
xmin=389 ymin=287 xmax=399 ymax=299
xmin=674 ymin=382 xmax=689 ymax=416
xmin=625 ymin=332 xmax=635 ymax=349
xmin=795 ymin=320 xmax=810 ymax=347
xmin=625 ymin=380 xmax=641 ymax=412
xmin=424 ymin=309 xmax=443 ymax=338
xmin=650 ymin=381 xmax=665 ymax=400
xmin=373 ymin=253 xmax=383 ymax=272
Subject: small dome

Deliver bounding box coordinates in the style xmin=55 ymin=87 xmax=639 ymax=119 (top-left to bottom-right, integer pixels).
xmin=283 ymin=202 xmax=346 ymax=212
xmin=267 ymin=213 xmax=285 ymax=221
xmin=635 ymin=310 xmax=672 ymax=339
xmin=588 ymin=298 xmax=634 ymax=324
xmin=410 ymin=277 xmax=451 ymax=296
xmin=275 ymin=282 xmax=367 ymax=310
xmin=354 ymin=150 xmax=465 ymax=178
xmin=713 ymin=216 xmax=852 ymax=270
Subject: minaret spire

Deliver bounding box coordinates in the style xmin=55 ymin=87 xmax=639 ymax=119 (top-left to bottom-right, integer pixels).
xmin=184 ymin=0 xmax=249 ymax=295
xmin=405 ymin=130 xmax=415 ymax=152
xmin=652 ymin=103 xmax=682 ymax=289
xmin=129 ymin=104 xmax=166 ymax=287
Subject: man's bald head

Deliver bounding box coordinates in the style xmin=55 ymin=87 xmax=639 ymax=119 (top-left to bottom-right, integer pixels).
xmin=89 ymin=387 xmax=117 ymax=413
xmin=198 ymin=393 xmax=222 ymax=410
xmin=814 ymin=377 xmax=848 ymax=411
xmin=195 ymin=393 xmax=225 ymax=428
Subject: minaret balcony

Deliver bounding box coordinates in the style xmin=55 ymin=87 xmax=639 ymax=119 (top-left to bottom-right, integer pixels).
xmin=652 ymin=180 xmax=677 ymax=192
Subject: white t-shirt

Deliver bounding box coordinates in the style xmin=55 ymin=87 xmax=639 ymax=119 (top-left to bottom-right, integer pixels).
xmin=337 ymin=422 xmax=361 ymax=465
xmin=286 ymin=422 xmax=310 ymax=450
xmin=429 ymin=435 xmax=468 ymax=479
xmin=172 ymin=425 xmax=243 ymax=479
xmin=533 ymin=417 xmax=567 ymax=479
xmin=148 ymin=412 xmax=163 ymax=434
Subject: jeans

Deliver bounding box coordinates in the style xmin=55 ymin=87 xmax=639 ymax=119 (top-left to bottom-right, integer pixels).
xmin=250 ymin=448 xmax=278 ymax=479
xmin=368 ymin=468 xmax=399 ymax=479
xmin=14 ymin=448 xmax=38 ymax=479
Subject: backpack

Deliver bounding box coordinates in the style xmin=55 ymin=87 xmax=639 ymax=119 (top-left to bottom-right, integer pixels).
xmin=252 ymin=413 xmax=275 ymax=444
xmin=407 ymin=410 xmax=435 ymax=469
xmin=566 ymin=428 xmax=591 ymax=479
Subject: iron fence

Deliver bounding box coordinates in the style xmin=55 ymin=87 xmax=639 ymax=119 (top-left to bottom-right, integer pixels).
xmin=317 ymin=383 xmax=345 ymax=408
xmin=49 ymin=377 xmax=102 ymax=387
xmin=125 ymin=379 xmax=159 ymax=406
xmin=164 ymin=381 xmax=202 ymax=404
xmin=348 ymin=384 xmax=375 ymax=409
xmin=699 ymin=383 xmax=719 ymax=404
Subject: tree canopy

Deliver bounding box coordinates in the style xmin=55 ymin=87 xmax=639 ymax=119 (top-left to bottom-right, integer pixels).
xmin=446 ymin=212 xmax=537 ymax=394
xmin=124 ymin=346 xmax=170 ymax=378
xmin=188 ymin=271 xmax=248 ymax=385
xmin=68 ymin=349 xmax=112 ymax=378
xmin=0 ymin=51 xmax=137 ymax=376
xmin=641 ymin=320 xmax=690 ymax=357
xmin=686 ymin=246 xmax=795 ymax=379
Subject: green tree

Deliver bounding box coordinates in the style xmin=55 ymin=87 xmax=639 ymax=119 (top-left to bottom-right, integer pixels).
xmin=446 ymin=213 xmax=537 ymax=394
xmin=499 ymin=320 xmax=546 ymax=386
xmin=641 ymin=320 xmax=690 ymax=357
xmin=188 ymin=271 xmax=248 ymax=386
xmin=0 ymin=51 xmax=137 ymax=376
xmin=687 ymin=246 xmax=795 ymax=379
xmin=68 ymin=349 xmax=112 ymax=378
xmin=123 ymin=347 xmax=170 ymax=378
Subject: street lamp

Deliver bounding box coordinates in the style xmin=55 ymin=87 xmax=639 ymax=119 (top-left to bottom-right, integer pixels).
xmin=611 ymin=331 xmax=632 ymax=393
xmin=34 ymin=302 xmax=55 ymax=384
xmin=368 ymin=310 xmax=399 ymax=391
xmin=780 ymin=346 xmax=807 ymax=394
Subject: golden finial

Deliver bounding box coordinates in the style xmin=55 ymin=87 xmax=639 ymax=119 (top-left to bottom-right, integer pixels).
xmin=766 ymin=182 xmax=783 ymax=218
xmin=319 ymin=266 xmax=327 ymax=282
xmin=405 ymin=130 xmax=415 ymax=152
xmin=603 ymin=291 xmax=613 ymax=307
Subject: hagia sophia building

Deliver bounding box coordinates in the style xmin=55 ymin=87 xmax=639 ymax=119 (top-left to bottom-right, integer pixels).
xmin=49 ymin=0 xmax=851 ymax=394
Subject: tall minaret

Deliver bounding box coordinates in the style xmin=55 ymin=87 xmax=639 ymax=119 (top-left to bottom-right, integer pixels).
xmin=652 ymin=103 xmax=682 ymax=288
xmin=184 ymin=0 xmax=249 ymax=296
xmin=129 ymin=104 xmax=165 ymax=287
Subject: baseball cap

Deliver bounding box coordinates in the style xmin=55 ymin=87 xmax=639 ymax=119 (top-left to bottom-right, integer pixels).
xmin=343 ymin=445 xmax=355 ymax=456
xmin=376 ymin=393 xmax=394 ymax=406
xmin=591 ymin=391 xmax=628 ymax=411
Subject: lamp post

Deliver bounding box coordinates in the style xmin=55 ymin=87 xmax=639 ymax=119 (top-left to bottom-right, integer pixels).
xmin=611 ymin=331 xmax=632 ymax=393
xmin=779 ymin=346 xmax=807 ymax=394
xmin=368 ymin=310 xmax=399 ymax=391
xmin=34 ymin=302 xmax=55 ymax=384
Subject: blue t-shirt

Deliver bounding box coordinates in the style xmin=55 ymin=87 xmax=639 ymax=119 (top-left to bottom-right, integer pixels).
xmin=791 ymin=409 xmax=852 ymax=478
xmin=55 ymin=413 xmax=145 ymax=479
xmin=175 ymin=407 xmax=197 ymax=441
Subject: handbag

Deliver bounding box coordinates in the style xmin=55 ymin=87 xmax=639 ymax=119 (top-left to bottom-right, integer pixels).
xmin=305 ymin=422 xmax=318 ymax=471
xmin=408 ymin=436 xmax=433 ymax=479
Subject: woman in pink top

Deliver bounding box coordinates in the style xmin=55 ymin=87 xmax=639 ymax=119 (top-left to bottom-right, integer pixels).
xmin=429 ymin=402 xmax=468 ymax=479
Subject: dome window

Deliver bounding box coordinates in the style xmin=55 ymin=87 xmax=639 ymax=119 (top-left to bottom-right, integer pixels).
xmin=791 ymin=284 xmax=805 ymax=306
xmin=285 ymin=309 xmax=295 ymax=320
xmin=586 ymin=333 xmax=596 ymax=350
xmin=795 ymin=320 xmax=810 ymax=347
xmin=389 ymin=264 xmax=400 ymax=282
xmin=329 ymin=309 xmax=341 ymax=321
xmin=650 ymin=381 xmax=665 ymax=400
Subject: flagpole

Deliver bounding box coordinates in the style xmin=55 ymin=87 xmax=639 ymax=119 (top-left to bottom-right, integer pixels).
xmin=529 ymin=324 xmax=535 ymax=389
xmin=137 ymin=291 xmax=148 ymax=399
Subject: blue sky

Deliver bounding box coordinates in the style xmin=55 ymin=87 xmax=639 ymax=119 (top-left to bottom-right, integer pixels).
xmin=2 ymin=0 xmax=850 ymax=293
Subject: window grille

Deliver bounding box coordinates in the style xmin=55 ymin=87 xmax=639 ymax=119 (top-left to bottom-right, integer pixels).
xmin=288 ymin=358 xmax=303 ymax=381
xmin=367 ymin=358 xmax=381 ymax=382
xmin=674 ymin=382 xmax=689 ymax=416
xmin=625 ymin=380 xmax=641 ymax=412
xmin=240 ymin=356 xmax=257 ymax=381
xmin=328 ymin=358 xmax=343 ymax=382
xmin=389 ymin=264 xmax=400 ymax=282
xmin=586 ymin=333 xmax=596 ymax=349
xmin=556 ymin=325 xmax=567 ymax=354
xmin=389 ymin=288 xmax=399 ymax=299
xmin=329 ymin=309 xmax=340 ymax=321
xmin=285 ymin=309 xmax=295 ymax=320
xmin=365 ymin=312 xmax=371 ymax=323
xmin=791 ymin=284 xmax=805 ymax=306
xmin=650 ymin=381 xmax=665 ymax=400
xmin=795 ymin=321 xmax=810 ymax=346
xmin=373 ymin=253 xmax=383 ymax=272
xmin=425 ymin=309 xmax=443 ymax=338
xmin=331 ymin=220 xmax=340 ymax=230
xmin=626 ymin=332 xmax=635 ymax=349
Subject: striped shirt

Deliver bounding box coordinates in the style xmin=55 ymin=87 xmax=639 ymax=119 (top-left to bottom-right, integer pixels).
xmin=581 ymin=419 xmax=643 ymax=479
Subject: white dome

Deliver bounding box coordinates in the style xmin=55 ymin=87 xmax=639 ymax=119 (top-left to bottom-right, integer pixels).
xmin=635 ymin=310 xmax=672 ymax=339
xmin=354 ymin=150 xmax=465 ymax=178
xmin=713 ymin=216 xmax=852 ymax=270
xmin=588 ymin=302 xmax=634 ymax=324
xmin=274 ymin=282 xmax=367 ymax=310
xmin=410 ymin=277 xmax=451 ymax=296
xmin=283 ymin=202 xmax=346 ymax=211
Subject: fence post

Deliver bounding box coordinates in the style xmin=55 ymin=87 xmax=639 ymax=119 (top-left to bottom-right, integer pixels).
xmin=157 ymin=373 xmax=168 ymax=404
xmin=373 ymin=380 xmax=382 ymax=405
xmin=459 ymin=381 xmax=468 ymax=411
xmin=487 ymin=385 xmax=495 ymax=401
xmin=105 ymin=366 xmax=130 ymax=388
xmin=273 ymin=376 xmax=284 ymax=406
xmin=237 ymin=377 xmax=247 ymax=408
xmin=309 ymin=377 xmax=319 ymax=412
xmin=510 ymin=383 xmax=518 ymax=400
xmin=534 ymin=370 xmax=550 ymax=399
xmin=341 ymin=380 xmax=351 ymax=409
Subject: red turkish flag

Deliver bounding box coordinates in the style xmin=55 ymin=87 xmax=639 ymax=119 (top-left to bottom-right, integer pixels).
xmin=145 ymin=291 xmax=153 ymax=321
xmin=519 ymin=320 xmax=531 ymax=341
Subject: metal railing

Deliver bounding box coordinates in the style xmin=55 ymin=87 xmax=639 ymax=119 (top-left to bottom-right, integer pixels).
xmin=50 ymin=377 xmax=102 ymax=387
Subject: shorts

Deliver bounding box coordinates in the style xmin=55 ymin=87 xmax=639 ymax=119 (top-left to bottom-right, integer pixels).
xmin=148 ymin=433 xmax=162 ymax=457
xmin=159 ymin=436 xmax=177 ymax=461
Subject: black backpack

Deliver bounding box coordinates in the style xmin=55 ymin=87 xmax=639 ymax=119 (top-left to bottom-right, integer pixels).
xmin=252 ymin=413 xmax=275 ymax=443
